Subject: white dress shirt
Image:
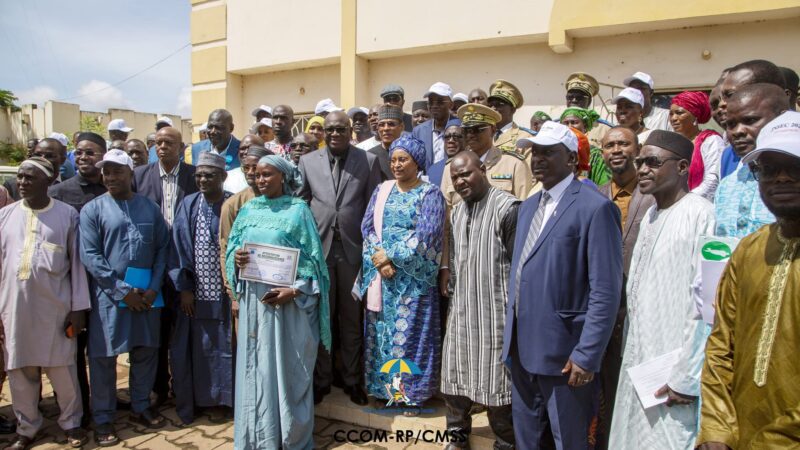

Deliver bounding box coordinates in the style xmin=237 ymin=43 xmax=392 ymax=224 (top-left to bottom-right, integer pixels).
xmin=536 ymin=173 xmax=574 ymax=235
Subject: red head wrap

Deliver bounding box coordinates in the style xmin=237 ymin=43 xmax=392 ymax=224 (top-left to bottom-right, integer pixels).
xmin=569 ymin=127 xmax=591 ymax=172
xmin=671 ymin=91 xmax=712 ymax=124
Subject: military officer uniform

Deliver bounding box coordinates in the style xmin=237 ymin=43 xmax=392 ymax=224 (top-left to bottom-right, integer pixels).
xmin=488 ymin=79 xmax=535 ymax=158
xmin=564 ymin=72 xmax=611 ymax=149
xmin=441 ymin=104 xmax=532 ymax=208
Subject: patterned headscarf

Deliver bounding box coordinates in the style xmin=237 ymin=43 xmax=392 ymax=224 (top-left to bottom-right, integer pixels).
xmin=258 ymin=155 xmax=303 ymax=194
xmin=568 ymin=127 xmax=591 ymax=172
xmin=389 ymin=135 xmax=427 ymax=172
xmin=671 ymin=91 xmax=712 ymax=124
xmin=560 ymin=107 xmax=601 ymax=132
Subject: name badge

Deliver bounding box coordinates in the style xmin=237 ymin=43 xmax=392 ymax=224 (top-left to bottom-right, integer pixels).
xmin=491 ymin=173 xmax=512 ymax=180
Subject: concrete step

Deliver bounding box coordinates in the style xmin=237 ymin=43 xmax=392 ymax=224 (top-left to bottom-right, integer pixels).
xmin=315 ymin=387 xmax=498 ymax=449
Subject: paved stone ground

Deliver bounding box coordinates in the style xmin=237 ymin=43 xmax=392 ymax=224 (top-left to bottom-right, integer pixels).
xmin=0 ymin=360 xmax=428 ymax=449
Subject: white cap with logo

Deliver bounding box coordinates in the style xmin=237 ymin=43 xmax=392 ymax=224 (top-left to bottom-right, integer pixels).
xmin=424 ymin=82 xmax=453 ymax=99
xmin=742 ymin=111 xmax=800 ymax=164
xmin=522 ymin=121 xmax=578 ymax=152
xmin=315 ymin=98 xmax=342 ymax=115
xmin=108 ymin=119 xmax=133 ymax=133
xmin=623 ymin=72 xmax=655 ymax=90
xmin=95 ymin=149 xmax=134 ymax=170
xmin=611 ymin=87 xmax=645 ymax=108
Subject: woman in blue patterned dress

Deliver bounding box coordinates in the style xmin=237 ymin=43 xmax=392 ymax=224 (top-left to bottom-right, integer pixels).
xmin=360 ymin=135 xmax=446 ymax=416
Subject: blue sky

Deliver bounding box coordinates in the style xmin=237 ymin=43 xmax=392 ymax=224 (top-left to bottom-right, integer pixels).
xmin=0 ymin=0 xmax=191 ymax=116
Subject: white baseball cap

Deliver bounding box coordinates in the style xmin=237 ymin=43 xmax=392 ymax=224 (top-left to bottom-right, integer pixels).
xmin=453 ymin=93 xmax=468 ymax=103
xmin=742 ymin=111 xmax=800 ymax=164
xmin=156 ymin=116 xmax=173 ymax=127
xmin=198 ymin=122 xmax=208 ymax=132
xmin=315 ymin=98 xmax=342 ymax=115
xmin=251 ymin=104 xmax=273 ymax=117
xmin=252 ymin=118 xmax=273 ymax=131
xmin=347 ymin=107 xmax=369 ymax=118
xmin=522 ymin=121 xmax=578 ymax=152
xmin=48 ymin=132 xmax=69 ymax=147
xmin=95 ymin=149 xmax=134 ymax=170
xmin=611 ymin=87 xmax=645 ymax=108
xmin=107 ymin=119 xmax=133 ymax=133
xmin=424 ymin=82 xmax=453 ymax=99
xmin=623 ymin=71 xmax=655 ymax=90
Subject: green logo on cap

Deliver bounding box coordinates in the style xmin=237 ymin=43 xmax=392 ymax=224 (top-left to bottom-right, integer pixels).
xmin=701 ymin=241 xmax=732 ymax=261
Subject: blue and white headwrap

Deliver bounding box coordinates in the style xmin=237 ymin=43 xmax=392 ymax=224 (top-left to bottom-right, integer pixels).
xmin=258 ymin=155 xmax=303 ymax=194
xmin=389 ymin=135 xmax=427 ymax=172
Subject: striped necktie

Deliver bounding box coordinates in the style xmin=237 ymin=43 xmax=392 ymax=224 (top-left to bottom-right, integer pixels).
xmin=514 ymin=191 xmax=551 ymax=315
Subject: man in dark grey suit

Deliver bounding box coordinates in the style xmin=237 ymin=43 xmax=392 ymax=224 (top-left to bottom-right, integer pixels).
xmin=297 ymin=111 xmax=382 ymax=405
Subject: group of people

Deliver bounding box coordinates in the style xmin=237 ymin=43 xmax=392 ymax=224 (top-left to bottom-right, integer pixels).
xmin=0 ymin=57 xmax=798 ymax=450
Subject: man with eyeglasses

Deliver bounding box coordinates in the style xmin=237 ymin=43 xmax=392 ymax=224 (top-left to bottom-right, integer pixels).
xmin=565 ymin=72 xmax=611 ymax=149
xmin=368 ymin=105 xmax=406 ymax=180
xmin=188 ymin=109 xmax=240 ymax=170
xmin=168 ymin=152 xmax=233 ymax=426
xmin=697 ymin=111 xmax=800 ymax=450
xmin=441 ymin=104 xmax=531 ymax=208
xmin=595 ymin=126 xmax=654 ymax=449
xmin=224 ymin=134 xmax=264 ymax=194
xmin=609 ymin=130 xmax=716 ymax=450
xmin=413 ymin=82 xmax=457 ymax=170
xmin=297 ymin=110 xmax=381 ymax=406
xmin=379 ymin=84 xmax=414 ymax=132
xmin=488 ymin=79 xmax=534 ymax=156
xmin=427 ymin=122 xmax=465 ymax=188
xmin=286 ymin=133 xmax=315 ymax=165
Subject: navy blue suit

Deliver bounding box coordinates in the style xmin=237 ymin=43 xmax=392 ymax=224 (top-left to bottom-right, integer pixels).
xmin=502 ymin=178 xmax=622 ymax=449
xmin=190 ymin=137 xmax=241 ymax=171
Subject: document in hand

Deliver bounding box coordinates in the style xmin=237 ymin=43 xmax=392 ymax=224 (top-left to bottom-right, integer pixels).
xmin=627 ymin=349 xmax=681 ymax=409
xmin=120 ymin=267 xmax=165 ymax=308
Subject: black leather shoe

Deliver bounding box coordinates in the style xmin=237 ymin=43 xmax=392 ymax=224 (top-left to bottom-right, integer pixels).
xmin=343 ymin=384 xmax=368 ymax=406
xmin=3 ymin=434 xmax=33 ymax=450
xmin=314 ymin=386 xmax=331 ymax=405
xmin=0 ymin=415 xmax=15 ymax=434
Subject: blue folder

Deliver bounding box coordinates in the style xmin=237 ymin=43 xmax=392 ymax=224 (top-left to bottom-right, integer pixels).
xmin=120 ymin=267 xmax=164 ymax=308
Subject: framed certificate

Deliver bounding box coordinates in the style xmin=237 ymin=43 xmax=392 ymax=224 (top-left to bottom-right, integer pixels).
xmin=239 ymin=242 xmax=300 ymax=287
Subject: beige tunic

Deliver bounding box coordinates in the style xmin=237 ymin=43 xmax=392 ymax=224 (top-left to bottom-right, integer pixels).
xmin=0 ymin=199 xmax=90 ymax=370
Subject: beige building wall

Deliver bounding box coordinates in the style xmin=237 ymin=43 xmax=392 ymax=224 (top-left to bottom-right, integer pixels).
xmin=191 ymin=0 xmax=800 ymax=136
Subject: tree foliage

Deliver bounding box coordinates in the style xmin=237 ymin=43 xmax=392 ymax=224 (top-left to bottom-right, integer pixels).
xmin=0 ymin=90 xmax=21 ymax=112
xmin=80 ymin=116 xmax=107 ymax=138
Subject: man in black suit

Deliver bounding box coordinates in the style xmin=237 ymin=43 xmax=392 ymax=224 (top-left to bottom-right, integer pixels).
xmin=132 ymin=126 xmax=198 ymax=405
xmin=298 ymin=111 xmax=382 ymax=405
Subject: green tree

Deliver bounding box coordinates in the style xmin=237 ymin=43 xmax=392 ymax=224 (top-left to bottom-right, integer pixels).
xmin=0 ymin=90 xmax=21 ymax=112
xmin=80 ymin=116 xmax=107 ymax=139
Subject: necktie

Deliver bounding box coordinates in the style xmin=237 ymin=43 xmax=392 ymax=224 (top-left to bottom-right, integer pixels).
xmin=514 ymin=191 xmax=551 ymax=316
xmin=332 ymin=156 xmax=342 ymax=193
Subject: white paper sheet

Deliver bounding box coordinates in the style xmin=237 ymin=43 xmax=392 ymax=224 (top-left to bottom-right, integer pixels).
xmin=627 ymin=349 xmax=681 ymax=409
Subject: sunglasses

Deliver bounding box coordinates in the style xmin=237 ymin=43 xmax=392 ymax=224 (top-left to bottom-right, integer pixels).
xmin=749 ymin=162 xmax=800 ymax=182
xmin=463 ymin=126 xmax=489 ymax=135
xmin=633 ymin=156 xmax=681 ymax=169
xmin=444 ymin=133 xmax=463 ymax=140
xmin=324 ymin=126 xmax=349 ymax=135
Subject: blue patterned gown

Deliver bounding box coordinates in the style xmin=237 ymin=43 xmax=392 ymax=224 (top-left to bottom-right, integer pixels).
xmin=360 ymin=181 xmax=445 ymax=405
